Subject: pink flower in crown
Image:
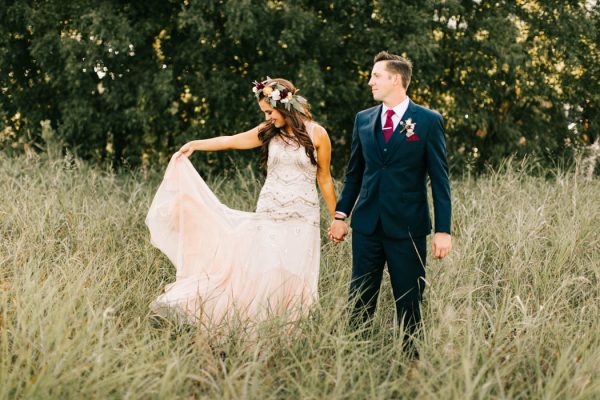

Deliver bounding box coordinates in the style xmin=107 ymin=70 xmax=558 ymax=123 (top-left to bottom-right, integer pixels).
xmin=250 ymin=77 xmax=308 ymax=114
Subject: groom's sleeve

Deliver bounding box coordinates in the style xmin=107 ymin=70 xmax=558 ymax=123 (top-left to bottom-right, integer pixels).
xmin=426 ymin=114 xmax=452 ymax=234
xmin=336 ymin=114 xmax=364 ymax=216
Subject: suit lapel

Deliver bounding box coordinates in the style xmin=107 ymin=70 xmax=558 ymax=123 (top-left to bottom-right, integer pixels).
xmin=386 ymin=100 xmax=418 ymax=159
xmin=366 ymin=105 xmax=384 ymax=161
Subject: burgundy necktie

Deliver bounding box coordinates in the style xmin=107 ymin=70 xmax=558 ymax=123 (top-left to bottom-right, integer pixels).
xmin=383 ymin=109 xmax=395 ymax=143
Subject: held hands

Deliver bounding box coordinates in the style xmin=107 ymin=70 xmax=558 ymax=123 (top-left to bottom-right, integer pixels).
xmin=432 ymin=232 xmax=452 ymax=259
xmin=327 ymin=220 xmax=452 ymax=259
xmin=328 ymin=220 xmax=349 ymax=244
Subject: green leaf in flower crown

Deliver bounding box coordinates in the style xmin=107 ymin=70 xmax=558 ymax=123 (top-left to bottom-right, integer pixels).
xmin=285 ymin=102 xmax=291 ymax=111
xmin=270 ymin=99 xmax=277 ymax=108
xmin=292 ymin=100 xmax=305 ymax=113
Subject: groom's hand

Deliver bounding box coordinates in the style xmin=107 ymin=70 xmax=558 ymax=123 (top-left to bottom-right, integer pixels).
xmin=432 ymin=232 xmax=452 ymax=259
xmin=328 ymin=220 xmax=348 ymax=243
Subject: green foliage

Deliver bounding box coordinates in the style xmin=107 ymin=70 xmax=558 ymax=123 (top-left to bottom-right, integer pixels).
xmin=0 ymin=0 xmax=598 ymax=172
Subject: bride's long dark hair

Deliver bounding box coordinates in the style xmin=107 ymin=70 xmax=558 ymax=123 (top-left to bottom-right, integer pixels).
xmin=256 ymin=78 xmax=317 ymax=169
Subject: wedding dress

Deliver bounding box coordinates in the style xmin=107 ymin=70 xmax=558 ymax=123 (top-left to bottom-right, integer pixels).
xmin=145 ymin=121 xmax=321 ymax=326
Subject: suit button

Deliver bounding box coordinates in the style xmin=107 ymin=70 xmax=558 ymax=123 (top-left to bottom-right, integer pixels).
xmin=384 ymin=148 xmax=388 ymax=152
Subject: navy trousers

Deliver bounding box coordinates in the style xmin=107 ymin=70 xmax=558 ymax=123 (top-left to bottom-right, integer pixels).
xmin=349 ymin=220 xmax=427 ymax=338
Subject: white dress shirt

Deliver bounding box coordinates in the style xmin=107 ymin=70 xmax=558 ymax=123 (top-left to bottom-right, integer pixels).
xmin=381 ymin=96 xmax=410 ymax=132
xmin=335 ymin=97 xmax=411 ymax=219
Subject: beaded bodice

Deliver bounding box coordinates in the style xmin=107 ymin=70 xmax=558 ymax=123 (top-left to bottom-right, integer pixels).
xmin=255 ymin=122 xmax=320 ymax=227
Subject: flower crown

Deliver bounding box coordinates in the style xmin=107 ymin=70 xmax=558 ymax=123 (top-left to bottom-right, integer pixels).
xmin=252 ymin=77 xmax=308 ymax=114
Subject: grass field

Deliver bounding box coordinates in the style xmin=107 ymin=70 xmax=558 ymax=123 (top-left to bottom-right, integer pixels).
xmin=1 ymin=152 xmax=599 ymax=399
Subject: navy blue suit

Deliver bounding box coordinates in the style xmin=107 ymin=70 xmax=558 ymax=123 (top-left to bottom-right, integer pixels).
xmin=336 ymin=99 xmax=451 ymax=341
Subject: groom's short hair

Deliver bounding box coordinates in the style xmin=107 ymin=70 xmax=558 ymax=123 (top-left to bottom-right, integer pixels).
xmin=373 ymin=51 xmax=412 ymax=89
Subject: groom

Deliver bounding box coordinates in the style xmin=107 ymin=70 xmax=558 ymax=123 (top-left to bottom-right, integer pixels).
xmin=329 ymin=51 xmax=452 ymax=352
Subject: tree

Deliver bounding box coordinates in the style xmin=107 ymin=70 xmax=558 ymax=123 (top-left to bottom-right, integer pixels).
xmin=1 ymin=0 xmax=598 ymax=173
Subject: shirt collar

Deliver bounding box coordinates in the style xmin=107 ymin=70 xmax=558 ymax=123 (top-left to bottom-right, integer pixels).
xmin=382 ymin=96 xmax=410 ymax=119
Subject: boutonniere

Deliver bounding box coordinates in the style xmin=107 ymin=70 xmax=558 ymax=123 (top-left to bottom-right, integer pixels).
xmin=400 ymin=118 xmax=419 ymax=140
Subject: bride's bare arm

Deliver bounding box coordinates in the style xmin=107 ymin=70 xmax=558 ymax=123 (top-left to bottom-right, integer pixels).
xmin=178 ymin=124 xmax=264 ymax=157
xmin=314 ymin=125 xmax=337 ymax=218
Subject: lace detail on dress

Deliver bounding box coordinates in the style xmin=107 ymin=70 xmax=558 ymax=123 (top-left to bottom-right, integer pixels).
xmin=256 ymin=121 xmax=320 ymax=228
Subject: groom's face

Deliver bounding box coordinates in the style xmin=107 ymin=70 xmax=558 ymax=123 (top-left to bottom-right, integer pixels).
xmin=369 ymin=61 xmax=404 ymax=102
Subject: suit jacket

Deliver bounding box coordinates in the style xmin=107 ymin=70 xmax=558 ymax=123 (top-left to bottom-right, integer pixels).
xmin=336 ymin=100 xmax=451 ymax=239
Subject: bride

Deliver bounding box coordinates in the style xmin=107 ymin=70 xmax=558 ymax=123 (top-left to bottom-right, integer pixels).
xmin=145 ymin=78 xmax=336 ymax=327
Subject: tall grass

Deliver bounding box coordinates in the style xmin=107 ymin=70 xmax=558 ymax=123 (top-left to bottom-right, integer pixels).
xmin=1 ymin=152 xmax=599 ymax=399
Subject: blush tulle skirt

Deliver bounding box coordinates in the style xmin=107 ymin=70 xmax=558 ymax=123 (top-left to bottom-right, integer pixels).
xmin=145 ymin=153 xmax=320 ymax=328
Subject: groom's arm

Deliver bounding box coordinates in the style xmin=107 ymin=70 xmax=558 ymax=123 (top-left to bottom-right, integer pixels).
xmin=426 ymin=113 xmax=451 ymax=235
xmin=335 ymin=114 xmax=365 ymax=216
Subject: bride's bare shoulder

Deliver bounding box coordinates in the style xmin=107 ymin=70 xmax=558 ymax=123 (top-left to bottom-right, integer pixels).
xmin=310 ymin=121 xmax=328 ymax=136
xmin=306 ymin=121 xmax=330 ymax=148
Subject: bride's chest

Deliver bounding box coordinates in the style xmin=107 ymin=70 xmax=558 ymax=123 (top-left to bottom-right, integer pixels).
xmin=268 ymin=138 xmax=314 ymax=167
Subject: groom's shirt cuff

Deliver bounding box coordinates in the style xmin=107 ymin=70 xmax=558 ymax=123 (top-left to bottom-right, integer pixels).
xmin=335 ymin=211 xmax=348 ymax=218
